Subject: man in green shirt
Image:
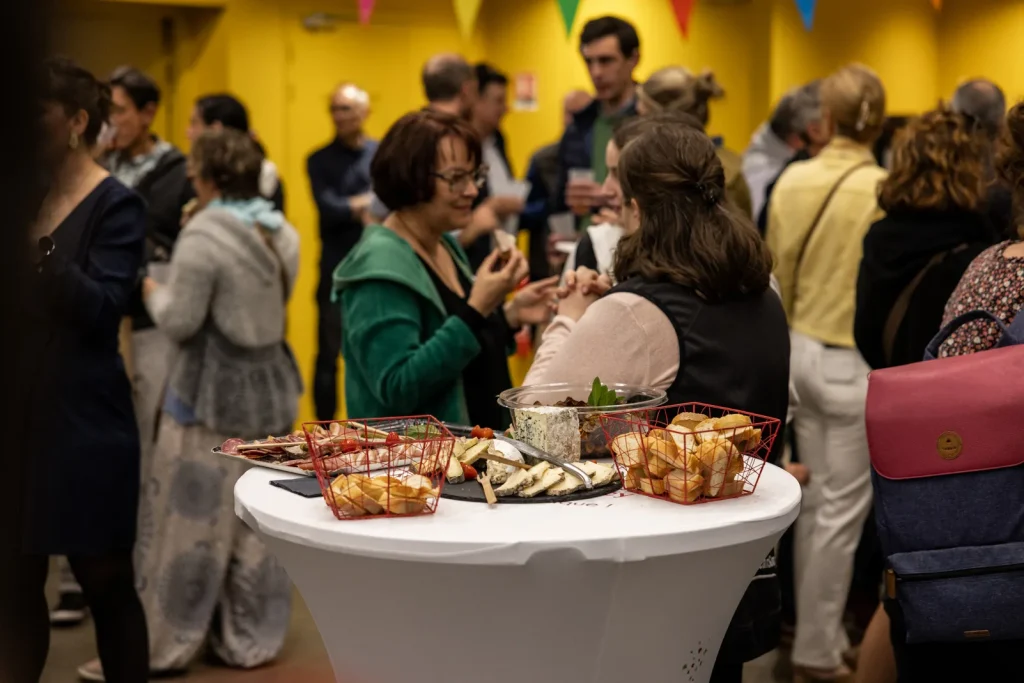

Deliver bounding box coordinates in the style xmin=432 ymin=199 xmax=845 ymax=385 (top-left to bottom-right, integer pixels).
xmin=556 ymin=16 xmax=640 ymax=219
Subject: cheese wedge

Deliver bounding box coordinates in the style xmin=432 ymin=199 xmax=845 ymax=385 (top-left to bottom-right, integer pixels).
xmin=546 ymin=469 xmax=585 ymax=496
xmin=445 ymin=451 xmax=465 ymax=484
xmin=519 ymin=468 xmax=565 ymax=498
xmin=494 ymin=468 xmax=535 ymax=496
xmin=579 ymin=461 xmax=618 ymax=487
xmin=459 ymin=440 xmax=491 ymax=465
xmin=527 ymin=461 xmax=552 ymax=478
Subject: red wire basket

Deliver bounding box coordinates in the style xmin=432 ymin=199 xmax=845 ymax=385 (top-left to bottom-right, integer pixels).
xmin=303 ymin=416 xmax=456 ymax=520
xmin=600 ymin=403 xmax=781 ymax=505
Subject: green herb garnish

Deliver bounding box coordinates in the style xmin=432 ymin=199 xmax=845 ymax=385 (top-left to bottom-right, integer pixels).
xmin=587 ymin=377 xmax=619 ymax=407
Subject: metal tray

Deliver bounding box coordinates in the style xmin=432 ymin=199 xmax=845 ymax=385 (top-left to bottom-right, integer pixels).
xmin=212 ymin=447 xmax=412 ymax=477
xmin=213 ymin=446 xmax=315 ymax=477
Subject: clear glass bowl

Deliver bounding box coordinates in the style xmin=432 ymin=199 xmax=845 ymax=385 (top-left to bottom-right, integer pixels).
xmin=497 ymin=383 xmax=668 ymax=460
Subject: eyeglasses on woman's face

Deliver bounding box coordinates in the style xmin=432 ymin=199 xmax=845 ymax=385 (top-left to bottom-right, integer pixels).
xmin=432 ymin=165 xmax=489 ymax=194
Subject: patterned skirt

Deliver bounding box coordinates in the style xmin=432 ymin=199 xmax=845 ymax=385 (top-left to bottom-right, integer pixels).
xmin=134 ymin=417 xmax=292 ymax=671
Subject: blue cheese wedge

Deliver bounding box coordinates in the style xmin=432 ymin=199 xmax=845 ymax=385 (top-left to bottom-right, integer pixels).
xmin=512 ymin=406 xmax=581 ymax=463
xmin=518 ymin=467 xmax=565 ymax=498
xmin=494 ymin=468 xmax=535 ymax=496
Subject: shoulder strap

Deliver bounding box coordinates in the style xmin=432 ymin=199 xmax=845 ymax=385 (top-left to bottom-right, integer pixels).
xmin=882 ymin=244 xmax=968 ymax=366
xmin=924 ymin=309 xmax=1013 ymax=360
xmin=793 ymin=161 xmax=873 ymax=280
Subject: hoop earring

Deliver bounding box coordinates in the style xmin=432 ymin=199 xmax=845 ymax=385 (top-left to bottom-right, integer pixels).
xmin=69 ymin=131 xmax=80 ymax=150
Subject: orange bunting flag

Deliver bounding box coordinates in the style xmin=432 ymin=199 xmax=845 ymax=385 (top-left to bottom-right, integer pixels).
xmin=669 ymin=0 xmax=697 ymax=38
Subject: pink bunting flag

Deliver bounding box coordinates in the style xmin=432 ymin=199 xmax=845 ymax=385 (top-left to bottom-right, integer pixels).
xmin=358 ymin=0 xmax=375 ymax=25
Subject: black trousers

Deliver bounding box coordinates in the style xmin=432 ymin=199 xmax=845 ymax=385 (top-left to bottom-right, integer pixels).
xmin=313 ymin=250 xmax=346 ymax=421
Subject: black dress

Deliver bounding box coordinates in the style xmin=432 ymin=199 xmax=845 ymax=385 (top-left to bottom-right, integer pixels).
xmin=417 ymin=257 xmax=514 ymax=429
xmin=25 ymin=177 xmax=146 ymax=555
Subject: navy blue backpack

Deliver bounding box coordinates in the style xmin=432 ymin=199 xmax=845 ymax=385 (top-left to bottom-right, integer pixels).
xmin=865 ymin=308 xmax=1024 ymax=644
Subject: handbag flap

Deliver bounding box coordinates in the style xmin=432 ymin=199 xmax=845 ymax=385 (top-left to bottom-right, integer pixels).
xmin=866 ymin=345 xmax=1024 ymax=480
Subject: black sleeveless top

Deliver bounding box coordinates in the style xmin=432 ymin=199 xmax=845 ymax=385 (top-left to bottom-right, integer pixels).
xmin=611 ymin=276 xmax=791 ymax=661
xmin=610 ymin=277 xmax=791 ymax=463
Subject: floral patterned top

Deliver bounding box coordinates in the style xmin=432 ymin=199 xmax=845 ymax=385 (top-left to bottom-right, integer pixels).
xmin=939 ymin=241 xmax=1024 ymax=357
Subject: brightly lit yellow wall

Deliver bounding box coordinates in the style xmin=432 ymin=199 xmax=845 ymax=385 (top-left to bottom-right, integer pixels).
xmin=769 ymin=0 xmax=939 ymax=116
xmin=481 ymin=0 xmax=769 ymax=174
xmin=937 ymin=0 xmax=1024 ymax=104
xmin=59 ymin=0 xmax=1021 ymax=424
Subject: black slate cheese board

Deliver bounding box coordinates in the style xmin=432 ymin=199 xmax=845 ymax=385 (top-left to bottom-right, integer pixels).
xmin=440 ymin=477 xmax=621 ymax=504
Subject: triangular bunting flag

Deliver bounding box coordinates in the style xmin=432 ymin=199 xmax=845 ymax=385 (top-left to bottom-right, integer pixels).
xmin=358 ymin=0 xmax=375 ymax=25
xmin=556 ymin=0 xmax=582 ymax=37
xmin=930 ymin=0 xmax=942 ymax=10
xmin=453 ymin=0 xmax=483 ymax=39
xmin=669 ymin=0 xmax=696 ymax=38
xmin=795 ymin=0 xmax=817 ymax=30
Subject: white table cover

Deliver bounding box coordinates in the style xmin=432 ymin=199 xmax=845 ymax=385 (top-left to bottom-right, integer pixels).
xmin=236 ymin=464 xmax=800 ymax=683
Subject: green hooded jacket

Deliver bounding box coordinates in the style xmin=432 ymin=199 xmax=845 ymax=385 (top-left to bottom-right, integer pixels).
xmin=332 ymin=224 xmax=480 ymax=424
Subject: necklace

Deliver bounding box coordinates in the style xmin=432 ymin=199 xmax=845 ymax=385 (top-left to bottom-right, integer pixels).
xmin=391 ymin=216 xmax=465 ymax=297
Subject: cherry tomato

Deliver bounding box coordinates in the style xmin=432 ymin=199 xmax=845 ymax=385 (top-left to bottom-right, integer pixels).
xmin=461 ymin=462 xmax=478 ymax=480
xmin=470 ymin=425 xmax=495 ymax=440
xmin=338 ymin=438 xmax=361 ymax=453
xmin=385 ymin=432 xmax=402 ymax=446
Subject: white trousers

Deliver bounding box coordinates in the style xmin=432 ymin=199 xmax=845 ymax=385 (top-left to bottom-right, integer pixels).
xmin=789 ymin=332 xmax=874 ymax=670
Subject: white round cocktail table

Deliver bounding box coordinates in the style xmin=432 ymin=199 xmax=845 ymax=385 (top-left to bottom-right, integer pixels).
xmin=236 ymin=464 xmax=800 ymax=683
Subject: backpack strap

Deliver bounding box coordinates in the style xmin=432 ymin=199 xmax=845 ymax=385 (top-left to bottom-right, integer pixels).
xmin=924 ymin=309 xmax=1014 ymax=360
xmin=1004 ymin=305 xmax=1024 ymax=343
xmin=882 ymin=244 xmax=968 ymax=366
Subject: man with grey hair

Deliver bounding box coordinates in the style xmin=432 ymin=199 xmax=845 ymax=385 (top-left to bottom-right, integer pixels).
xmin=743 ymin=82 xmax=825 ymax=218
xmin=307 ymin=82 xmax=376 ymax=420
xmin=951 ymin=78 xmax=1007 ymax=140
xmin=422 ymin=53 xmax=478 ymax=120
xmin=951 ymin=79 xmax=1014 ymax=237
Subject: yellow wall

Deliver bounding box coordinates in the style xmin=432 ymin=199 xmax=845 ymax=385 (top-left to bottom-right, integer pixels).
xmin=58 ymin=0 xmax=1022 ymax=424
xmin=769 ymin=0 xmax=939 ymax=116
xmin=481 ymin=0 xmax=768 ymax=173
xmin=937 ymin=0 xmax=1024 ymax=104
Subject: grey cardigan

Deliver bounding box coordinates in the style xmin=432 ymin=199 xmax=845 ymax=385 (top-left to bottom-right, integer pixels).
xmin=146 ymin=207 xmax=302 ymax=437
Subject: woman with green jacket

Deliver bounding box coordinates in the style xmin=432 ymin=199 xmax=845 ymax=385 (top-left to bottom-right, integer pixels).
xmin=334 ymin=110 xmax=556 ymax=428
